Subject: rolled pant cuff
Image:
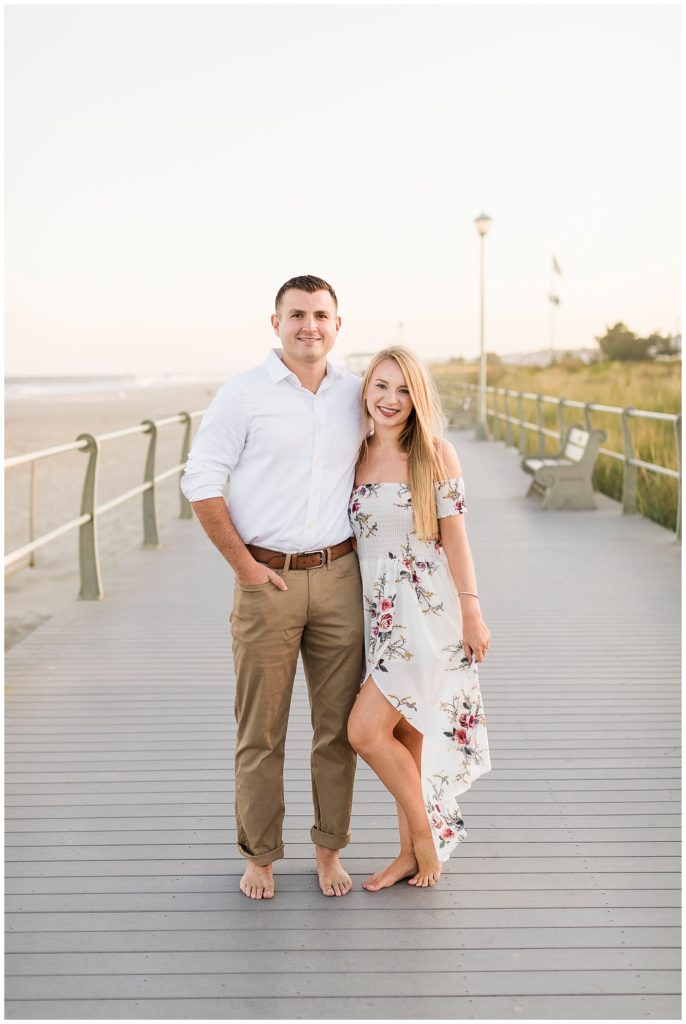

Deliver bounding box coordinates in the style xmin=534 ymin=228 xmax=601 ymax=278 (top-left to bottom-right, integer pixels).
xmin=310 ymin=826 xmax=351 ymax=851
xmin=237 ymin=842 xmax=284 ymax=866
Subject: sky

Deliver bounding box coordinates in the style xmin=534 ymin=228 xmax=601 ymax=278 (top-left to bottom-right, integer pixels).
xmin=4 ymin=2 xmax=682 ymax=376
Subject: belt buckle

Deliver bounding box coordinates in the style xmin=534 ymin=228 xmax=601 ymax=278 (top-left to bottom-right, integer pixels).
xmin=304 ymin=548 xmax=326 ymax=568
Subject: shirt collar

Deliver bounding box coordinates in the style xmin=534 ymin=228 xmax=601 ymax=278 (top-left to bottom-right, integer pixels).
xmin=263 ymin=348 xmax=345 ymax=386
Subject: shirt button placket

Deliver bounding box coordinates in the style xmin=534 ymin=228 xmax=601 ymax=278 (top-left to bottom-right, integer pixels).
xmin=304 ymin=393 xmax=325 ymax=549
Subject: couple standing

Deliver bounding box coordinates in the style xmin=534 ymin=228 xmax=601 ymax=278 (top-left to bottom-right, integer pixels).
xmin=181 ymin=275 xmax=491 ymax=900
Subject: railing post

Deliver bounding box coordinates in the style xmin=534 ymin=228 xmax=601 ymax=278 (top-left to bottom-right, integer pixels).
xmin=76 ymin=433 xmax=103 ymax=600
xmin=490 ymin=389 xmax=498 ymax=439
xmin=557 ymin=398 xmax=566 ymax=446
xmin=536 ymin=396 xmax=546 ymax=455
xmin=179 ymin=412 xmax=193 ymax=520
xmin=675 ymin=413 xmax=682 ymax=544
xmin=28 ymin=461 xmax=37 ymax=568
xmin=141 ymin=419 xmax=161 ymax=548
xmin=517 ymin=393 xmax=527 ymax=455
xmin=584 ymin=402 xmax=594 ymax=432
xmin=503 ymin=391 xmax=513 ymax=446
xmin=621 ymin=406 xmax=638 ymax=515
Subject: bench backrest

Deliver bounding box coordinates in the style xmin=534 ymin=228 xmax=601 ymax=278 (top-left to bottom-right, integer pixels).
xmin=562 ymin=426 xmax=606 ymax=464
xmin=562 ymin=427 xmax=591 ymax=462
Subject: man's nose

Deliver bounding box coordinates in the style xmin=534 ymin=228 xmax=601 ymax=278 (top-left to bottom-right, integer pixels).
xmin=301 ymin=315 xmax=319 ymax=331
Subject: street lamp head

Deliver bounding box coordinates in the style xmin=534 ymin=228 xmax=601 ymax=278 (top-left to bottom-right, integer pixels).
xmin=474 ymin=212 xmax=492 ymax=237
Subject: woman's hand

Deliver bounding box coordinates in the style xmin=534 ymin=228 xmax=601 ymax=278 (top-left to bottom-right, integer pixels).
xmin=462 ymin=610 xmax=490 ymax=663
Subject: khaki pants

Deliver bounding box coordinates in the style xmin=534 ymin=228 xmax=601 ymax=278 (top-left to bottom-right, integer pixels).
xmin=230 ymin=550 xmax=364 ymax=866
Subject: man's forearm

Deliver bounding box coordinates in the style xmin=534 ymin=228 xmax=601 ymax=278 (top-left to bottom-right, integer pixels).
xmin=191 ymin=497 xmax=255 ymax=575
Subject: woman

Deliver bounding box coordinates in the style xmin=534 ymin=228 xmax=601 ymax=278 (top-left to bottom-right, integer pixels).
xmin=347 ymin=347 xmax=491 ymax=890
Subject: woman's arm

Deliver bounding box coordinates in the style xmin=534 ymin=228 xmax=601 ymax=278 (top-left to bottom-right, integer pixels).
xmin=436 ymin=439 xmax=491 ymax=663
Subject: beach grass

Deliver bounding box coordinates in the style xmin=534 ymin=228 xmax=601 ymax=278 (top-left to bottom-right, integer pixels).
xmin=431 ymin=360 xmax=682 ymax=532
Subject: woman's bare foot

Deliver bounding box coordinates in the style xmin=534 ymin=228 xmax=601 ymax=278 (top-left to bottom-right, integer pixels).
xmin=363 ymin=851 xmax=418 ymax=891
xmin=315 ymin=847 xmax=353 ymax=897
xmin=407 ymin=835 xmax=442 ymax=887
xmin=240 ymin=863 xmax=275 ymax=900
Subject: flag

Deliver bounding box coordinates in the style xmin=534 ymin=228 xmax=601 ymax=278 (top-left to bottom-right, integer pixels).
xmin=552 ymin=255 xmax=563 ymax=276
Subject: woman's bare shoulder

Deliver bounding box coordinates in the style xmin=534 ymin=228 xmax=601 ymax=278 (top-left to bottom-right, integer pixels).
xmin=433 ymin=436 xmax=462 ymax=477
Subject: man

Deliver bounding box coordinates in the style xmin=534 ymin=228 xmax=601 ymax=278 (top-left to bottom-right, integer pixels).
xmin=181 ymin=275 xmax=364 ymax=900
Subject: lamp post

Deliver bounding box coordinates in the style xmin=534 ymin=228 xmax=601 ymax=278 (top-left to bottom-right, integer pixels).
xmin=474 ymin=212 xmax=492 ymax=440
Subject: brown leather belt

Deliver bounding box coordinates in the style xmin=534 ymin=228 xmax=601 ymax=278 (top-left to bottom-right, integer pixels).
xmin=246 ymin=538 xmax=354 ymax=571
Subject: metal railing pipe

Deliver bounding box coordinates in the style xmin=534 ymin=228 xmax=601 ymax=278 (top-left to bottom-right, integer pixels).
xmin=4 ymin=440 xmax=87 ymax=469
xmin=4 ymin=514 xmax=91 ymax=569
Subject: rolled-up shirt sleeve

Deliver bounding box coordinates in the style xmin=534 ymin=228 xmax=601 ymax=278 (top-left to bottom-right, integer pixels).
xmin=180 ymin=379 xmax=249 ymax=502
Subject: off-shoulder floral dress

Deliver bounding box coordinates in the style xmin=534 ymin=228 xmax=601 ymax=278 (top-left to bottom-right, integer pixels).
xmin=349 ymin=477 xmax=491 ymax=862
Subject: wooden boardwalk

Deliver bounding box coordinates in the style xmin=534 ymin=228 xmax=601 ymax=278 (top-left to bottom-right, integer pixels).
xmin=5 ymin=432 xmax=681 ymax=1020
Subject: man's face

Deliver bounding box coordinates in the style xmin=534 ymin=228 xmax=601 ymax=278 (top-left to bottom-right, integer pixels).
xmin=271 ymin=289 xmax=341 ymax=365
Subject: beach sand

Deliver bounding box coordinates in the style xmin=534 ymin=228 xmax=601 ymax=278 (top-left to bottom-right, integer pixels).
xmin=5 ymin=381 xmax=225 ymax=649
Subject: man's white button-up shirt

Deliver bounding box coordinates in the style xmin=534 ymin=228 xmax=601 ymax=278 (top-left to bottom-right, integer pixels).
xmin=181 ymin=349 xmax=364 ymax=552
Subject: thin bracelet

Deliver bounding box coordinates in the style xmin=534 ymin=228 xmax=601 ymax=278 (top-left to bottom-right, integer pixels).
xmin=458 ymin=591 xmax=479 ymax=599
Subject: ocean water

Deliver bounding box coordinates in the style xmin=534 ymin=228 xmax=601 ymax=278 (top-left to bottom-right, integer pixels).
xmin=5 ymin=373 xmax=228 ymax=400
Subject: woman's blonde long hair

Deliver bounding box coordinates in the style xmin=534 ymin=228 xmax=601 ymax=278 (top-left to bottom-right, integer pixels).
xmin=358 ymin=346 xmax=448 ymax=541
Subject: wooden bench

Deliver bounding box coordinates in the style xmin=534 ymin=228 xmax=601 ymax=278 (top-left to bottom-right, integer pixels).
xmin=445 ymin=394 xmax=474 ymax=430
xmin=522 ymin=425 xmax=607 ymax=510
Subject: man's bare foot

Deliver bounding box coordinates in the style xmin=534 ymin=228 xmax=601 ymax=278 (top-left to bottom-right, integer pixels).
xmin=315 ymin=846 xmax=353 ymax=897
xmin=363 ymin=851 xmax=418 ymax=891
xmin=240 ymin=862 xmax=275 ymax=900
xmin=407 ymin=835 xmax=442 ymax=887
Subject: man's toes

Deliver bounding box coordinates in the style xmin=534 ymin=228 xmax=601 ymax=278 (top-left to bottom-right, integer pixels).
xmin=264 ymin=888 xmax=274 ymax=899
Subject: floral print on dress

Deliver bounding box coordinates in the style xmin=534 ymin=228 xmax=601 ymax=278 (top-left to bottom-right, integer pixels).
xmin=394 ymin=540 xmax=443 ymax=615
xmin=349 ymin=475 xmax=490 ymax=863
xmin=364 ymin=573 xmax=413 ymax=671
xmin=436 ymin=477 xmax=466 ymax=516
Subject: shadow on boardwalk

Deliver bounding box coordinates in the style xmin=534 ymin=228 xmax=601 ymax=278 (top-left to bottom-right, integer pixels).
xmin=5 ymin=433 xmax=681 ymax=1019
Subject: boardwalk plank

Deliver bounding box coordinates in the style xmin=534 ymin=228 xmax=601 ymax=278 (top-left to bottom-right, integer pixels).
xmin=3 ymin=994 xmax=680 ymax=1020
xmin=6 ymin=926 xmax=681 ymax=954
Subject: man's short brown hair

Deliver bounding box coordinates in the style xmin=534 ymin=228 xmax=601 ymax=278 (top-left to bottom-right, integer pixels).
xmin=274 ymin=275 xmax=338 ymax=313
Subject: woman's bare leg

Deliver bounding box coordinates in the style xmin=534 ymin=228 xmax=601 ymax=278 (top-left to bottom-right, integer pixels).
xmin=348 ymin=678 xmax=441 ymax=888
xmin=363 ymin=716 xmax=424 ymax=889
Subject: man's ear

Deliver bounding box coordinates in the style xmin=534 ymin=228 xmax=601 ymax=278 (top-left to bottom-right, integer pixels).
xmin=271 ymin=313 xmax=281 ymax=336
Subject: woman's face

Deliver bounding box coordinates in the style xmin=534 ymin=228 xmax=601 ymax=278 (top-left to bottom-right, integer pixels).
xmin=365 ymin=358 xmax=414 ymax=431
